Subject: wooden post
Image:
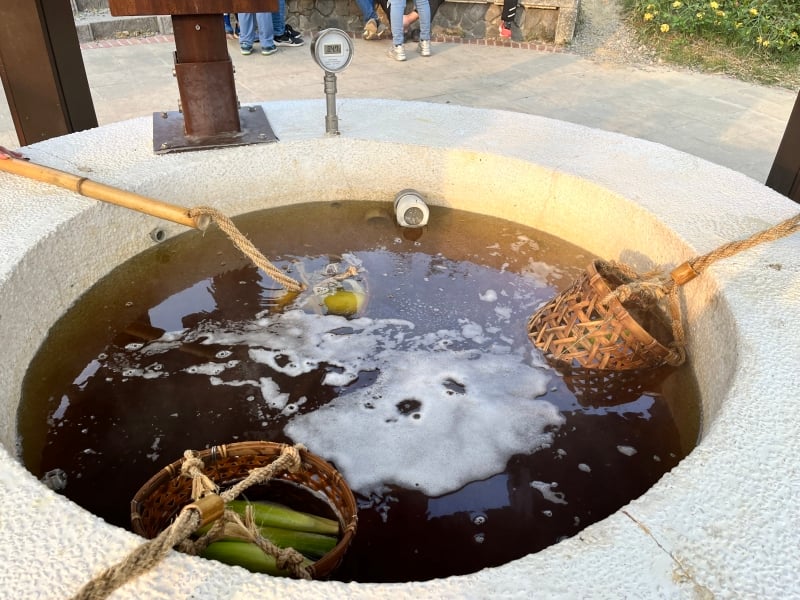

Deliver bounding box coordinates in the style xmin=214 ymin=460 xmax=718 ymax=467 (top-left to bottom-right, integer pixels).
xmin=0 ymin=0 xmax=97 ymax=146
xmin=766 ymin=89 xmax=800 ymax=204
xmin=109 ymin=0 xmax=278 ymax=152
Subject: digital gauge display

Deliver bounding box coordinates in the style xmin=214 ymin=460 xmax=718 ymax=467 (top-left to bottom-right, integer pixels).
xmin=311 ymin=29 xmax=354 ymax=73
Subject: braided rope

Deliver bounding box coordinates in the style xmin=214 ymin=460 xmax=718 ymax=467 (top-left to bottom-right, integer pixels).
xmin=220 ymin=444 xmax=304 ymax=503
xmin=688 ymin=213 xmax=799 ymax=276
xmin=188 ymin=206 xmax=306 ymax=293
xmin=71 ymin=508 xmax=200 ymax=600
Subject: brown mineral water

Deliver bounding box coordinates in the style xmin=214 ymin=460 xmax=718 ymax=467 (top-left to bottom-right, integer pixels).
xmin=19 ymin=201 xmax=700 ymax=582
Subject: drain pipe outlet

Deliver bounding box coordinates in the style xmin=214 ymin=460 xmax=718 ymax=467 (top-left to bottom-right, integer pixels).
xmin=394 ymin=189 xmax=430 ymax=228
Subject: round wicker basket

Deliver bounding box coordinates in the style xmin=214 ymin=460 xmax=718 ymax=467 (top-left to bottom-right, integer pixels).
xmin=130 ymin=441 xmax=358 ymax=579
xmin=527 ymin=259 xmax=676 ymax=371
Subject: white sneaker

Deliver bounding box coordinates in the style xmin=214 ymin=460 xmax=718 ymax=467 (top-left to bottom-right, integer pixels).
xmin=418 ymin=40 xmax=431 ymax=57
xmin=388 ymin=44 xmax=406 ymax=61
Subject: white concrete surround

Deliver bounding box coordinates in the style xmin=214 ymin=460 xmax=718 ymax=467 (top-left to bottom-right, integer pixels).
xmin=0 ymin=100 xmax=798 ymax=599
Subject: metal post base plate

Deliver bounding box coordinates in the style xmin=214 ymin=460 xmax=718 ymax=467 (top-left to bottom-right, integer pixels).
xmin=152 ymin=104 xmax=278 ymax=154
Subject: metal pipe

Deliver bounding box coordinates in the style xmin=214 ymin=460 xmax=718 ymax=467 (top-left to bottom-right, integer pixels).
xmin=324 ymin=72 xmax=339 ymax=135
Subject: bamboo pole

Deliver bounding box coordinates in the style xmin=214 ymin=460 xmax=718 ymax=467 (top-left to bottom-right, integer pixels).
xmin=0 ymin=152 xmax=206 ymax=230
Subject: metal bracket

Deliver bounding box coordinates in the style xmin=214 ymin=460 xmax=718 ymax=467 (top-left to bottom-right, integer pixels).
xmin=152 ymin=104 xmax=278 ymax=154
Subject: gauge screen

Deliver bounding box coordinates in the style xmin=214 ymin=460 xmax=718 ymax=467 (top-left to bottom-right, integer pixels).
xmin=312 ymin=29 xmax=354 ymax=73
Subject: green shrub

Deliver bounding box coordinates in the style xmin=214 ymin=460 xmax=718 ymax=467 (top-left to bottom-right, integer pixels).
xmin=629 ymin=0 xmax=800 ymax=53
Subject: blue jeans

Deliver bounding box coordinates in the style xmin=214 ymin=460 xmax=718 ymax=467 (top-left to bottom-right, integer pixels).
xmin=271 ymin=0 xmax=286 ymax=36
xmin=355 ymin=0 xmax=379 ymax=23
xmin=392 ymin=0 xmax=429 ymax=45
xmin=238 ymin=13 xmax=274 ymax=47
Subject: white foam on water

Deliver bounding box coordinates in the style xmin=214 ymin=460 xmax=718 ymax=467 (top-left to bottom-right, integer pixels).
xmin=121 ymin=367 xmax=166 ymax=380
xmin=124 ymin=271 xmax=562 ymax=498
xmin=617 ymin=445 xmax=637 ymax=456
xmin=283 ymin=343 xmax=561 ymax=496
xmin=530 ymin=480 xmax=568 ymax=505
xmin=209 ymin=377 xmax=252 ymax=388
xmin=258 ymin=377 xmax=290 ymax=410
xmin=200 ymin=312 xmax=415 ymax=387
xmin=460 ymin=320 xmax=487 ymax=343
xmin=510 ymin=235 xmax=540 ymax=254
xmin=184 ymin=362 xmax=233 ymax=376
xmin=494 ymin=305 xmax=512 ymax=321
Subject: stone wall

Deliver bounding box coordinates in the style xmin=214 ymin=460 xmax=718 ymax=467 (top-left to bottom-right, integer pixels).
xmin=286 ymin=0 xmax=578 ymax=43
xmin=73 ymin=0 xmax=578 ymax=44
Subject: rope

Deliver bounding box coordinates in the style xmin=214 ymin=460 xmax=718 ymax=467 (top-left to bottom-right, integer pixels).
xmin=188 ymin=206 xmax=306 ymax=293
xmin=602 ymin=213 xmax=799 ymax=366
xmin=687 ymin=213 xmax=799 ymax=277
xmin=220 ymin=444 xmax=304 ymax=503
xmin=72 ymin=508 xmax=200 ymax=600
xmin=71 ymin=444 xmax=309 ymax=600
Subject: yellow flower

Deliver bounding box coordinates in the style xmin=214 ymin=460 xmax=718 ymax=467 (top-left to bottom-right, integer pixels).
xmin=735 ymin=22 xmax=743 ymax=28
xmin=756 ymin=36 xmax=763 ymax=43
xmin=672 ymin=0 xmax=682 ymax=7
xmin=696 ymin=12 xmax=704 ymax=18
xmin=644 ymin=12 xmax=654 ymax=21
xmin=660 ymin=23 xmax=670 ymax=33
xmin=749 ymin=7 xmax=758 ymax=16
xmin=762 ymin=40 xmax=770 ymax=47
xmin=709 ymin=1 xmax=718 ymax=8
xmin=715 ymin=10 xmax=725 ymax=17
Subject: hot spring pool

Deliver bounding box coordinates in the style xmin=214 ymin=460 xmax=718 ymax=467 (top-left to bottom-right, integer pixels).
xmin=0 ymin=99 xmax=797 ymax=598
xmin=19 ymin=201 xmax=700 ymax=582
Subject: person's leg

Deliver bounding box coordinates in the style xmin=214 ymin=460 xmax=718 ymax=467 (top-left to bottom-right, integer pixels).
xmin=271 ymin=0 xmax=285 ymax=36
xmin=273 ymin=0 xmax=304 ymax=46
xmin=360 ymin=0 xmax=387 ymax=40
xmin=416 ymin=0 xmax=431 ymax=40
xmin=404 ymin=11 xmax=417 ymax=33
xmin=355 ymin=0 xmax=379 ymax=24
xmin=388 ymin=0 xmax=407 ymax=59
xmin=406 ymin=0 xmax=440 ymax=37
xmin=256 ymin=12 xmax=276 ymax=54
xmin=390 ymin=0 xmax=405 ymax=46
xmin=499 ymin=0 xmax=516 ymax=37
xmin=238 ymin=13 xmax=256 ymax=53
xmin=376 ymin=0 xmax=390 ymax=20
xmin=416 ymin=0 xmax=431 ymax=55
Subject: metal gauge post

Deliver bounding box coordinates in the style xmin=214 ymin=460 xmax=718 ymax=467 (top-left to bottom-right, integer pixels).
xmin=311 ymin=29 xmax=354 ymax=135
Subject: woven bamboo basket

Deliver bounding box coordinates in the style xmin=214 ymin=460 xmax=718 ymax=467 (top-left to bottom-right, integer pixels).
xmin=527 ymin=259 xmax=676 ymax=371
xmin=131 ymin=441 xmax=358 ymax=579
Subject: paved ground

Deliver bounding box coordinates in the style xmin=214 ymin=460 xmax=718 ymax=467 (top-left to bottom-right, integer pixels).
xmin=1 ymin=33 xmax=797 ymax=183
